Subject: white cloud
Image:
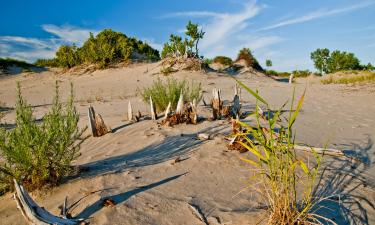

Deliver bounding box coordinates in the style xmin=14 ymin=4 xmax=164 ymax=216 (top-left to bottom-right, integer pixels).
xmin=161 ymin=11 xmax=223 ymax=19
xmin=42 ymin=24 xmax=97 ymax=45
xmin=260 ymin=2 xmax=375 ymax=31
xmin=162 ymin=1 xmax=281 ymax=59
xmin=0 ymin=24 xmax=98 ymax=62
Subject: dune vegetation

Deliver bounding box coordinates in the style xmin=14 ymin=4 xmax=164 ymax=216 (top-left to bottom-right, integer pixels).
xmin=0 ymin=82 xmax=86 ymax=194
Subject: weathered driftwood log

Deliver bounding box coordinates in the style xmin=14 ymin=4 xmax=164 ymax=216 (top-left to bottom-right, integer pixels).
xmin=150 ymin=96 xmax=157 ymax=120
xmin=128 ymin=101 xmax=133 ymax=121
xmin=13 ymin=179 xmax=80 ymax=225
xmin=88 ymin=106 xmax=110 ymax=137
xmin=211 ymin=88 xmax=222 ymax=120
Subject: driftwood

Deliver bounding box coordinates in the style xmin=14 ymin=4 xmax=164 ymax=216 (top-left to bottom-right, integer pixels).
xmin=88 ymin=106 xmax=110 ymax=137
xmin=294 ymin=145 xmax=345 ymax=157
xmin=162 ymin=99 xmax=198 ymax=126
xmin=13 ymin=179 xmax=80 ymax=225
xmin=234 ymin=83 xmax=241 ymax=100
xmin=150 ymin=96 xmax=157 ymax=120
xmin=231 ymin=95 xmax=241 ymax=119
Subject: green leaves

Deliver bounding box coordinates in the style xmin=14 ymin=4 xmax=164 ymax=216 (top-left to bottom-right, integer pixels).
xmin=0 ymin=82 xmax=86 ymax=193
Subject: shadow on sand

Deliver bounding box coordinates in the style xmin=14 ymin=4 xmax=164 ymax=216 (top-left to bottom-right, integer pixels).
xmin=312 ymin=136 xmax=375 ymax=224
xmin=74 ymin=173 xmax=187 ymax=219
xmin=73 ymin=123 xmax=227 ymax=179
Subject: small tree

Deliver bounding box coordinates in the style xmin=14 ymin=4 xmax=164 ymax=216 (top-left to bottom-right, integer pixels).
xmin=56 ymin=45 xmax=80 ymax=68
xmin=236 ymin=48 xmax=263 ymax=71
xmin=185 ymin=21 xmax=205 ymax=58
xmin=162 ymin=21 xmax=204 ymax=59
xmin=266 ymin=59 xmax=272 ymax=68
xmin=310 ymin=48 xmax=330 ymax=74
xmin=327 ymin=50 xmax=361 ymax=73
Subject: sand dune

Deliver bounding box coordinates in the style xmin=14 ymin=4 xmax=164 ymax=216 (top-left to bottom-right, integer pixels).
xmin=0 ymin=64 xmax=375 ymax=224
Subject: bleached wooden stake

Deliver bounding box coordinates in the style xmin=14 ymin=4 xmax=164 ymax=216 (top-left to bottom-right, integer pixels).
xmin=212 ymin=88 xmax=222 ymax=120
xmin=150 ymin=96 xmax=157 ymax=120
xmin=128 ymin=101 xmax=133 ymax=122
xmin=88 ymin=106 xmax=97 ymax=137
xmin=231 ymin=95 xmax=241 ymax=119
xmin=176 ymin=91 xmax=184 ymax=114
xmin=164 ymin=102 xmax=172 ymax=120
xmin=289 ymin=73 xmax=294 ymax=84
xmin=191 ymin=98 xmax=198 ymax=124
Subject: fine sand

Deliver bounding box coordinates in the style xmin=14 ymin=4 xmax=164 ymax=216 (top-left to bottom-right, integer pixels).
xmin=0 ymin=64 xmax=375 ymax=225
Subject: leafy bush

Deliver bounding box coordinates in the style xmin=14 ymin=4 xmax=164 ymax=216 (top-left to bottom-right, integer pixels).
xmin=34 ymin=58 xmax=60 ymax=67
xmin=235 ymin=48 xmax=263 ymax=71
xmin=292 ymin=70 xmax=313 ymax=78
xmin=0 ymin=82 xmax=86 ymax=194
xmin=235 ymin=79 xmax=323 ymax=224
xmin=162 ymin=21 xmax=205 ymax=59
xmin=37 ymin=29 xmax=160 ymax=69
xmin=213 ymin=56 xmax=233 ymax=66
xmin=56 ymin=45 xmax=81 ymax=68
xmin=141 ymin=77 xmax=202 ymax=112
xmin=265 ymin=70 xmax=291 ymax=77
xmin=311 ymin=48 xmax=372 ymax=74
xmin=0 ymin=58 xmax=34 ymax=72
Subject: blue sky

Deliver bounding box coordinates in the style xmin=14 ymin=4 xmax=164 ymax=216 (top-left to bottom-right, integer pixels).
xmin=0 ymin=0 xmax=374 ymax=71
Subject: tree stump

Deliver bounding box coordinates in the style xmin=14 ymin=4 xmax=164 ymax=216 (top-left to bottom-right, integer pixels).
xmin=88 ymin=106 xmax=110 ymax=137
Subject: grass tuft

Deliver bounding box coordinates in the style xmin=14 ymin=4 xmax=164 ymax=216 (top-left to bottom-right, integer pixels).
xmin=141 ymin=77 xmax=202 ymax=112
xmin=321 ymin=71 xmax=375 ymax=84
xmin=234 ymin=79 xmax=331 ymax=224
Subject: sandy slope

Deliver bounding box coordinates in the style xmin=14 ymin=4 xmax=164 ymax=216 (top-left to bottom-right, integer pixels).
xmin=0 ymin=63 xmax=375 ymax=225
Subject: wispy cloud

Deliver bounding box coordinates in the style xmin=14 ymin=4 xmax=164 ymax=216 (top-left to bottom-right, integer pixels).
xmin=0 ymin=25 xmax=98 ymax=62
xmin=42 ymin=24 xmax=97 ymax=45
xmin=161 ymin=11 xmax=223 ymax=19
xmin=162 ymin=1 xmax=281 ymax=59
xmin=260 ymin=2 xmax=375 ymax=31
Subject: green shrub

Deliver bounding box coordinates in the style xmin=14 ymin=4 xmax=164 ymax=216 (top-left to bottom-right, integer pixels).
xmin=0 ymin=82 xmax=87 ymax=194
xmin=37 ymin=29 xmax=160 ymax=69
xmin=235 ymin=79 xmax=323 ymax=224
xmin=34 ymin=58 xmax=60 ymax=68
xmin=265 ymin=70 xmax=291 ymax=77
xmin=141 ymin=77 xmax=202 ymax=112
xmin=265 ymin=59 xmax=272 ymax=68
xmin=292 ymin=70 xmax=313 ymax=78
xmin=236 ymin=48 xmax=263 ymax=71
xmin=0 ymin=58 xmax=34 ymax=71
xmin=56 ymin=45 xmax=81 ymax=68
xmin=213 ymin=56 xmax=233 ymax=66
xmin=160 ymin=66 xmax=177 ymax=76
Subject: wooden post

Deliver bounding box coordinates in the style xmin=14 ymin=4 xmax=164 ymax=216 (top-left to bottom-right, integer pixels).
xmin=164 ymin=102 xmax=172 ymax=120
xmin=128 ymin=101 xmax=133 ymax=122
xmin=88 ymin=106 xmax=97 ymax=137
xmin=150 ymin=96 xmax=157 ymax=120
xmin=289 ymin=73 xmax=294 ymax=84
xmin=231 ymin=95 xmax=241 ymax=119
xmin=212 ymin=88 xmax=222 ymax=120
xmin=176 ymin=91 xmax=184 ymax=114
xmin=191 ymin=98 xmax=198 ymax=124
